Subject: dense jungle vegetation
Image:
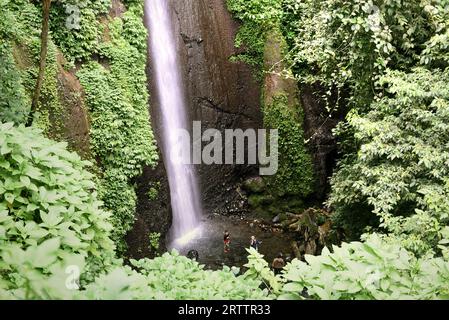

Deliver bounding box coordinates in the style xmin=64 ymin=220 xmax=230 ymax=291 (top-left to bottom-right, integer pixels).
xmin=1 ymin=0 xmax=449 ymax=300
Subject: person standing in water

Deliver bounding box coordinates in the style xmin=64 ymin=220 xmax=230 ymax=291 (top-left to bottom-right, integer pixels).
xmin=250 ymin=235 xmax=261 ymax=251
xmin=272 ymin=253 xmax=286 ymax=275
xmin=223 ymin=230 xmax=231 ymax=253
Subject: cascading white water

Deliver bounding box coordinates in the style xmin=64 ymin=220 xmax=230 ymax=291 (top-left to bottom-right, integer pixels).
xmin=144 ymin=0 xmax=202 ymax=246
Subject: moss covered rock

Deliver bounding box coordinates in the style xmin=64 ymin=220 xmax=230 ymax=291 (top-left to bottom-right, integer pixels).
xmin=261 ymin=27 xmax=314 ymax=198
xmin=242 ymin=177 xmax=266 ymax=193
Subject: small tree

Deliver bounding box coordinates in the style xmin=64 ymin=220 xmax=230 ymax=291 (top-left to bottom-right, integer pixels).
xmin=28 ymin=0 xmax=52 ymax=126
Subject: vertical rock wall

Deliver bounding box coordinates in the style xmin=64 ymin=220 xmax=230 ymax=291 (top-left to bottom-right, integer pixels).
xmin=148 ymin=0 xmax=263 ymax=215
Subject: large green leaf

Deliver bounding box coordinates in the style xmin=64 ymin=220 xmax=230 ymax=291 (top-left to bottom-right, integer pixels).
xmin=30 ymin=238 xmax=61 ymax=268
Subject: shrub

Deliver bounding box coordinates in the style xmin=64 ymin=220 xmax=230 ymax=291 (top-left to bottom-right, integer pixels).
xmin=329 ymin=68 xmax=449 ymax=255
xmin=0 ymin=123 xmax=117 ymax=294
xmin=279 ymin=234 xmax=449 ymax=300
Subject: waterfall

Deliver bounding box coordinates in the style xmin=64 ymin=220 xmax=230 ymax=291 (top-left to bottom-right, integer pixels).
xmin=144 ymin=0 xmax=202 ymax=247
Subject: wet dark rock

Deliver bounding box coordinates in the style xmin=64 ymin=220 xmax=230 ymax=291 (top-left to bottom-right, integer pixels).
xmin=126 ymin=159 xmax=172 ymax=260
xmin=300 ymin=83 xmax=347 ymax=201
xmin=168 ymin=0 xmax=263 ymax=215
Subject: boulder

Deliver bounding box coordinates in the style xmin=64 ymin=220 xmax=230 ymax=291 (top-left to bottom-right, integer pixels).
xmin=242 ymin=177 xmax=266 ymax=193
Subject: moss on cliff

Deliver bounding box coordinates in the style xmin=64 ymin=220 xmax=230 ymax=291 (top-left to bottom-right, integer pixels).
xmin=0 ymin=44 xmax=30 ymax=124
xmin=77 ymin=2 xmax=158 ymax=252
xmin=227 ymin=0 xmax=282 ymax=80
xmin=262 ymin=94 xmax=314 ymax=198
xmin=0 ymin=0 xmax=32 ymax=125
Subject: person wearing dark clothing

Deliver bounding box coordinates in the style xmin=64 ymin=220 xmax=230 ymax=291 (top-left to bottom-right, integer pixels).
xmin=272 ymin=253 xmax=286 ymax=275
xmin=250 ymin=236 xmax=261 ymax=251
xmin=223 ymin=230 xmax=231 ymax=253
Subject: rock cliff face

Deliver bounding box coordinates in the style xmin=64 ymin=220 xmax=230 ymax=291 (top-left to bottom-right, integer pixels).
xmin=126 ymin=158 xmax=172 ymax=258
xmin=262 ymin=28 xmax=341 ymax=204
xmin=300 ymin=84 xmax=342 ymax=201
xmin=147 ymin=0 xmax=263 ymax=216
xmin=243 ymin=27 xmax=315 ymax=217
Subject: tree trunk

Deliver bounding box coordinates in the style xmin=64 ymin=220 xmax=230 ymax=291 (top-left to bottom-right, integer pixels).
xmin=27 ymin=0 xmax=52 ymax=126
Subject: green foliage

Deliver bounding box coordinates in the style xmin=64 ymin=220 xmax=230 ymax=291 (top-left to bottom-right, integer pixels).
xmin=243 ymin=248 xmax=283 ymax=295
xmin=147 ymin=188 xmax=158 ymax=201
xmin=123 ymin=251 xmax=269 ymax=300
xmin=0 ymin=123 xmax=117 ymax=294
xmin=77 ymin=3 xmax=158 ymax=251
xmin=0 ymin=0 xmax=18 ymax=40
xmin=274 ymin=0 xmax=449 ymax=256
xmin=0 ymin=45 xmax=30 ymax=124
xmin=148 ymin=232 xmax=160 ymax=253
xmin=1 ymin=238 xmax=87 ymax=299
xmin=0 ymin=0 xmax=67 ymax=134
xmin=228 ymin=2 xmax=314 ymax=201
xmin=0 ymin=0 xmax=31 ymax=124
xmin=95 ymin=176 xmax=137 ymax=253
xmin=147 ymin=182 xmax=160 ymax=202
xmin=50 ymin=0 xmax=111 ymax=62
xmin=32 ymin=41 xmax=66 ymax=139
xmin=0 ymin=126 xmax=265 ymax=300
xmin=227 ymin=3 xmax=449 ymax=300
xmin=279 ymin=234 xmax=449 ymax=300
xmin=263 ymin=94 xmax=314 ymax=197
xmin=229 ymin=22 xmax=267 ymax=72
xmin=227 ymin=0 xmax=283 ymax=72
xmin=121 ymin=4 xmax=148 ymax=53
xmin=2 ymin=0 xmax=158 ymax=254
xmin=3 ymin=249 xmax=269 ymax=300
xmin=282 ymin=0 xmax=449 ymax=111
xmin=0 ymin=125 xmax=446 ymax=301
xmin=3 ymin=0 xmax=449 ymax=301
xmin=2 ymin=0 xmax=41 ymax=42
xmin=329 ymin=68 xmax=449 ymax=255
xmin=227 ymin=0 xmax=282 ymax=25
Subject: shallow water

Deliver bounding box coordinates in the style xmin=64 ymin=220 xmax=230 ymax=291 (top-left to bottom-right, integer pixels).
xmin=168 ymin=214 xmax=296 ymax=270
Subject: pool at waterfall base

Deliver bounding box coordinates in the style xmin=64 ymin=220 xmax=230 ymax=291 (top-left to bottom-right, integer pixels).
xmin=168 ymin=214 xmax=296 ymax=271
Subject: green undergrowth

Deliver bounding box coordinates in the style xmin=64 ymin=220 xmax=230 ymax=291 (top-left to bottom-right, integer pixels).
xmin=50 ymin=0 xmax=111 ymax=63
xmin=0 ymin=123 xmax=117 ymax=292
xmin=0 ymin=0 xmax=72 ymax=140
xmin=0 ymin=0 xmax=38 ymax=125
